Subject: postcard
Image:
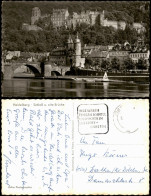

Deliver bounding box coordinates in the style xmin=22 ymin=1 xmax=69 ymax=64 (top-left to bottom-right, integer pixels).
xmin=2 ymin=99 xmax=149 ymax=195
xmin=2 ymin=1 xmax=149 ymax=98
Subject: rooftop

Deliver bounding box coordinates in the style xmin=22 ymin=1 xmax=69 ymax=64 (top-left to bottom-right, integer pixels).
xmin=52 ymin=46 xmax=66 ymax=52
xmin=83 ymin=45 xmax=109 ymax=51
xmin=88 ymin=50 xmax=108 ymax=58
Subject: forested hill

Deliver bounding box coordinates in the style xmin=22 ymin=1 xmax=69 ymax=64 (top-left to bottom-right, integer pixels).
xmin=2 ymin=1 xmax=150 ymax=52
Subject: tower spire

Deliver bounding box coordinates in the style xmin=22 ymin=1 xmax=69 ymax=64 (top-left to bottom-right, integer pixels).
xmin=67 ymin=33 xmax=73 ymax=43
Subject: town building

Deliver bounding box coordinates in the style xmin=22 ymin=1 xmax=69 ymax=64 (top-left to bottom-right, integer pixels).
xmin=129 ymin=37 xmax=150 ymax=67
xmin=87 ymin=50 xmax=109 ymax=70
xmin=4 ymin=51 xmax=21 ymax=62
xmin=129 ymin=50 xmax=150 ymax=64
xmin=82 ymin=45 xmax=109 ymax=57
xmin=108 ymin=43 xmax=130 ymax=64
xmin=83 ymin=40 xmax=150 ymax=70
xmin=49 ymin=46 xmax=66 ymax=66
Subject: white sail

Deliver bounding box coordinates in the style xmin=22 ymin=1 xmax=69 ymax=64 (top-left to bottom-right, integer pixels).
xmin=103 ymin=72 xmax=109 ymax=81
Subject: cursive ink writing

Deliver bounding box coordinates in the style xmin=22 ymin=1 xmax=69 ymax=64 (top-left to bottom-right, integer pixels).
xmin=103 ymin=148 xmax=127 ymax=158
xmin=6 ymin=109 xmax=12 ymax=125
xmin=80 ymin=149 xmax=97 ymax=161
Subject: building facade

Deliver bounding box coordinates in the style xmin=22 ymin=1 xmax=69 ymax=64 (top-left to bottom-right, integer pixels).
xmin=22 ymin=7 xmax=145 ymax=33
xmin=66 ymin=10 xmax=100 ymax=29
xmin=129 ymin=37 xmax=150 ymax=67
xmin=51 ymin=9 xmax=69 ymax=27
xmin=129 ymin=50 xmax=150 ymax=63
xmin=109 ymin=50 xmax=130 ymax=63
xmin=51 ymin=8 xmax=144 ymax=32
xmin=49 ymin=46 xmax=66 ymax=66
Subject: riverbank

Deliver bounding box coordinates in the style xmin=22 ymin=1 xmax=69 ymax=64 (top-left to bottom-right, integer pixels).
xmin=13 ymin=73 xmax=149 ymax=83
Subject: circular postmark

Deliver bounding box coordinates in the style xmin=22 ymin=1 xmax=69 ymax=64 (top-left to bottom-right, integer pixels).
xmin=113 ymin=102 xmax=139 ymax=133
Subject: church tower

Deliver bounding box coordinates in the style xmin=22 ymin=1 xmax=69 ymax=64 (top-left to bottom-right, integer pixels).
xmin=74 ymin=32 xmax=81 ymax=67
xmin=31 ymin=7 xmax=41 ymax=25
xmin=67 ymin=34 xmax=74 ymax=50
xmin=66 ymin=34 xmax=74 ymax=67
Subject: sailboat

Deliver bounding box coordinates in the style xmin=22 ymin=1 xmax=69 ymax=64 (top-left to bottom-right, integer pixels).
xmin=95 ymin=72 xmax=109 ymax=82
xmin=102 ymin=71 xmax=109 ymax=82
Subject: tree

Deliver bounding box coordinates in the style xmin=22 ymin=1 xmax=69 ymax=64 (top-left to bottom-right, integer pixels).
xmin=111 ymin=57 xmax=120 ymax=72
xmin=101 ymin=59 xmax=111 ymax=70
xmin=36 ymin=43 xmax=46 ymax=52
xmin=93 ymin=58 xmax=101 ymax=70
xmin=124 ymin=57 xmax=135 ymax=71
xmin=96 ymin=34 xmax=106 ymax=45
xmin=85 ymin=58 xmax=93 ymax=69
xmin=136 ymin=57 xmax=148 ymax=70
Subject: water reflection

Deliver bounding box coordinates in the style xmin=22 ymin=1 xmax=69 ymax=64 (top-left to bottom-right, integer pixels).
xmin=74 ymin=82 xmax=85 ymax=97
xmin=28 ymin=80 xmax=45 ymax=96
xmin=2 ymin=78 xmax=149 ymax=97
xmin=103 ymin=82 xmax=109 ymax=97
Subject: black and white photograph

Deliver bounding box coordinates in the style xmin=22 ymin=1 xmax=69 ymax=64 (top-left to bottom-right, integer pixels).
xmin=1 ymin=1 xmax=150 ymax=97
xmin=1 ymin=1 xmax=150 ymax=195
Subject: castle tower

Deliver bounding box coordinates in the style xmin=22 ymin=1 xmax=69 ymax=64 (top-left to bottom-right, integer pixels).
xmin=74 ymin=32 xmax=81 ymax=67
xmin=31 ymin=7 xmax=41 ymax=25
xmin=100 ymin=10 xmax=105 ymax=26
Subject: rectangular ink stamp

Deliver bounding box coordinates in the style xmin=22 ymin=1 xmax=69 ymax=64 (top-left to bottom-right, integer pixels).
xmin=77 ymin=104 xmax=109 ymax=135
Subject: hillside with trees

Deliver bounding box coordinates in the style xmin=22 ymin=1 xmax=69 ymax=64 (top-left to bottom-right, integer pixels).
xmin=2 ymin=1 xmax=150 ymax=52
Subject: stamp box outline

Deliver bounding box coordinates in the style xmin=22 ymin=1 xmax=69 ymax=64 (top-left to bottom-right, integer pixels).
xmin=77 ymin=103 xmax=109 ymax=135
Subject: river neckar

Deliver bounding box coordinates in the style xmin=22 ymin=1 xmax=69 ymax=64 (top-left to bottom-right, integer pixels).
xmin=2 ymin=74 xmax=149 ymax=97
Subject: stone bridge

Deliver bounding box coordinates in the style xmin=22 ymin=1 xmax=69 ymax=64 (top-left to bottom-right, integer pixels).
xmin=2 ymin=62 xmax=71 ymax=79
xmin=45 ymin=64 xmax=71 ymax=77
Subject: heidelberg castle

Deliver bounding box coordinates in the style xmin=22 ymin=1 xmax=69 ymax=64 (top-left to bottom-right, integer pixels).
xmin=22 ymin=7 xmax=145 ymax=33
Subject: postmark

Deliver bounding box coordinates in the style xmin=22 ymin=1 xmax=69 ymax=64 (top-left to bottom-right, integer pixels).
xmin=77 ymin=104 xmax=109 ymax=135
xmin=113 ymin=102 xmax=139 ymax=133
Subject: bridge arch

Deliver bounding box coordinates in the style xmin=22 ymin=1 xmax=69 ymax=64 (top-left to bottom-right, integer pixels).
xmin=51 ymin=71 xmax=62 ymax=76
xmin=65 ymin=71 xmax=73 ymax=75
xmin=45 ymin=64 xmax=71 ymax=77
xmin=25 ymin=64 xmax=41 ymax=77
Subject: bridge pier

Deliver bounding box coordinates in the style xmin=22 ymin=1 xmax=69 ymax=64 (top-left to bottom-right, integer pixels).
xmin=3 ymin=63 xmax=14 ymax=80
xmin=44 ymin=64 xmax=52 ymax=77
